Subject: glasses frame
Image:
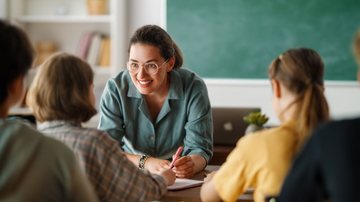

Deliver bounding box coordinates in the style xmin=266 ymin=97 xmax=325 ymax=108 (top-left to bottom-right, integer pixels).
xmin=126 ymin=60 xmax=168 ymax=75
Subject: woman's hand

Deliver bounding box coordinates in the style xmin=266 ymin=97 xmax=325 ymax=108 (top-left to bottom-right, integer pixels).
xmin=144 ymin=157 xmax=171 ymax=173
xmin=172 ymin=156 xmax=195 ymax=178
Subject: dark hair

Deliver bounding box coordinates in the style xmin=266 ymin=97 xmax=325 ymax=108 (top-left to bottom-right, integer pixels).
xmin=0 ymin=20 xmax=34 ymax=104
xmin=269 ymin=48 xmax=330 ymax=149
xmin=27 ymin=52 xmax=96 ymax=123
xmin=128 ymin=25 xmax=183 ymax=69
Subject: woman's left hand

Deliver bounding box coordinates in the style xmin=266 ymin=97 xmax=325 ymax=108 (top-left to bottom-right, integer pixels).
xmin=172 ymin=156 xmax=195 ymax=178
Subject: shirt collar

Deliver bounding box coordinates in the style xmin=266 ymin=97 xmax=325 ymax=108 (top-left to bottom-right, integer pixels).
xmin=127 ymin=70 xmax=184 ymax=100
xmin=37 ymin=120 xmax=81 ymax=131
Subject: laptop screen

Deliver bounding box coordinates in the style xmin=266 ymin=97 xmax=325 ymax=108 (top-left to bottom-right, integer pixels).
xmin=212 ymin=107 xmax=261 ymax=146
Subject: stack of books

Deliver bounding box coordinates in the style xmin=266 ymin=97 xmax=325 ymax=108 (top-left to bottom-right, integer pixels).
xmin=76 ymin=31 xmax=111 ymax=68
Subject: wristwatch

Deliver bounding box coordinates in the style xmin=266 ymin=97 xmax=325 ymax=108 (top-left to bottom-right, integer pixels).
xmin=138 ymin=155 xmax=150 ymax=170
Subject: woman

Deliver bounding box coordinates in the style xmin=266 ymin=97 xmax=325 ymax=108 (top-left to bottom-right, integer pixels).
xmin=27 ymin=52 xmax=175 ymax=202
xmin=98 ymin=25 xmax=213 ymax=178
xmin=200 ymin=48 xmax=330 ymax=202
xmin=276 ymin=29 xmax=360 ymax=202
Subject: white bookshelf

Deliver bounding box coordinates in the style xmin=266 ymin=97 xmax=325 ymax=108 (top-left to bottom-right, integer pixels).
xmin=9 ymin=0 xmax=127 ymax=77
xmin=17 ymin=15 xmax=112 ymax=23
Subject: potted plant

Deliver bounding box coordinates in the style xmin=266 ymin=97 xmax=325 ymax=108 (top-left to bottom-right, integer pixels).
xmin=243 ymin=111 xmax=269 ymax=135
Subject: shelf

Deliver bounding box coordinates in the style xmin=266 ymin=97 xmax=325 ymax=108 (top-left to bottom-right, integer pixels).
xmin=93 ymin=67 xmax=111 ymax=75
xmin=17 ymin=15 xmax=112 ymax=23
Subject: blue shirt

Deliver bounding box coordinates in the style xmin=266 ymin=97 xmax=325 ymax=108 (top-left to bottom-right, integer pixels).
xmin=98 ymin=68 xmax=213 ymax=162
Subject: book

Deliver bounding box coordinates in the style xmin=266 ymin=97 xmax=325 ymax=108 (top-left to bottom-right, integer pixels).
xmin=98 ymin=36 xmax=111 ymax=67
xmin=76 ymin=32 xmax=94 ymax=60
xmin=86 ymin=33 xmax=102 ymax=67
xmin=167 ymin=178 xmax=203 ymax=191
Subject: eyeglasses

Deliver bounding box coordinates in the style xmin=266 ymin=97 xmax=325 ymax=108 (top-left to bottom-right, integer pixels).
xmin=126 ymin=60 xmax=168 ymax=75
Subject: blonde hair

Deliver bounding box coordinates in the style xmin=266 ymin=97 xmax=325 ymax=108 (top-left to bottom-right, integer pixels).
xmin=27 ymin=52 xmax=96 ymax=123
xmin=269 ymin=48 xmax=330 ymax=150
xmin=353 ymin=29 xmax=360 ymax=68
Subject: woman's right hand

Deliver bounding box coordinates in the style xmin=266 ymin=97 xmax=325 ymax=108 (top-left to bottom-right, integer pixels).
xmin=144 ymin=157 xmax=171 ymax=173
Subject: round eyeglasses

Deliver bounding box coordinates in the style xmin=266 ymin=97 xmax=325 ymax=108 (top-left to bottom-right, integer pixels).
xmin=126 ymin=60 xmax=168 ymax=75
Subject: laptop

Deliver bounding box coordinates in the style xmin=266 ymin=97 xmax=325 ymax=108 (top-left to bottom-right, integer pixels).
xmin=212 ymin=107 xmax=261 ymax=146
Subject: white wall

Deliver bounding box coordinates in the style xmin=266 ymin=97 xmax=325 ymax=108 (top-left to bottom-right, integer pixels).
xmin=127 ymin=0 xmax=166 ymax=41
xmin=0 ymin=0 xmax=7 ymax=19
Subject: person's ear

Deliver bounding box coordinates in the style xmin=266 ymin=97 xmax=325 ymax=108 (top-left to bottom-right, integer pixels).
xmin=166 ymin=57 xmax=175 ymax=72
xmin=271 ymin=79 xmax=281 ymax=98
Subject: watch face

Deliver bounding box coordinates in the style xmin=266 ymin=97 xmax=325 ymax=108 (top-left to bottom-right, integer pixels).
xmin=139 ymin=155 xmax=149 ymax=170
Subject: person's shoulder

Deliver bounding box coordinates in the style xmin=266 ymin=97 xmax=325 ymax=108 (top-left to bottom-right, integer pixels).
xmin=313 ymin=117 xmax=360 ymax=139
xmin=6 ymin=120 xmax=75 ymax=160
xmin=79 ymin=127 xmax=119 ymax=149
xmin=173 ymin=68 xmax=207 ymax=91
xmin=106 ymin=70 xmax=131 ymax=90
xmin=175 ymin=68 xmax=205 ymax=82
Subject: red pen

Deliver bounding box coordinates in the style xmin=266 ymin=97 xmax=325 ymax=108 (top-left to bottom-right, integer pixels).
xmin=170 ymin=146 xmax=183 ymax=168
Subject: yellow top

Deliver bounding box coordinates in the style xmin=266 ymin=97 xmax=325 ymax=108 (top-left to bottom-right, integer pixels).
xmin=214 ymin=121 xmax=297 ymax=202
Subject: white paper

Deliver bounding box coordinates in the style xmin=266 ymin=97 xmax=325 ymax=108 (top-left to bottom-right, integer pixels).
xmin=167 ymin=178 xmax=203 ymax=191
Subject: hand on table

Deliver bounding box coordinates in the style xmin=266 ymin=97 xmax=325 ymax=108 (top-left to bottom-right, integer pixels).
xmin=144 ymin=157 xmax=171 ymax=174
xmin=172 ymin=156 xmax=195 ymax=178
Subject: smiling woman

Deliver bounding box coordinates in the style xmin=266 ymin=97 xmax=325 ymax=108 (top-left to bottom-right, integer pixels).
xmin=98 ymin=25 xmax=213 ymax=179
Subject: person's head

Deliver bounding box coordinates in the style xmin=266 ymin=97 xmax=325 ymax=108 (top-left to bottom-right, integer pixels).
xmin=27 ymin=52 xmax=96 ymax=123
xmin=352 ymin=29 xmax=360 ymax=82
xmin=269 ymin=48 xmax=329 ymax=148
xmin=0 ymin=20 xmax=34 ymax=112
xmin=127 ymin=25 xmax=183 ymax=95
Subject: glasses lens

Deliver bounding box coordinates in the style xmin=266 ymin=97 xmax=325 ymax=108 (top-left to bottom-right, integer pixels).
xmin=144 ymin=63 xmax=159 ymax=74
xmin=127 ymin=62 xmax=139 ymax=73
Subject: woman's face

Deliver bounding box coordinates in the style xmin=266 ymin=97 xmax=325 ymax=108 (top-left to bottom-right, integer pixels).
xmin=128 ymin=43 xmax=173 ymax=95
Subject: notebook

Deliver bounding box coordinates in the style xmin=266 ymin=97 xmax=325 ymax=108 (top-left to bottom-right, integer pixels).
xmin=167 ymin=178 xmax=203 ymax=191
xmin=212 ymin=107 xmax=261 ymax=146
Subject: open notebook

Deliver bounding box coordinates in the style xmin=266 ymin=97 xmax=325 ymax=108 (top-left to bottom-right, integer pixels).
xmin=167 ymin=178 xmax=203 ymax=191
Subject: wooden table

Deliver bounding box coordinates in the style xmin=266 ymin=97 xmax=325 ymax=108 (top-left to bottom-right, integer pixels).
xmin=159 ymin=165 xmax=253 ymax=202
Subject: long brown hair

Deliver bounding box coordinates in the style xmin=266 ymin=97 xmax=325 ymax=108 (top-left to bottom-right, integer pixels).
xmin=27 ymin=52 xmax=96 ymax=123
xmin=353 ymin=29 xmax=360 ymax=68
xmin=128 ymin=25 xmax=183 ymax=69
xmin=269 ymin=48 xmax=330 ymax=149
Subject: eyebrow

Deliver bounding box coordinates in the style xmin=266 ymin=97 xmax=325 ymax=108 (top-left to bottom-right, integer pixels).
xmin=129 ymin=59 xmax=158 ymax=63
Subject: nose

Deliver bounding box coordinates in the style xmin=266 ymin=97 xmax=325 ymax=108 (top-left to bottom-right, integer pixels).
xmin=136 ymin=64 xmax=147 ymax=78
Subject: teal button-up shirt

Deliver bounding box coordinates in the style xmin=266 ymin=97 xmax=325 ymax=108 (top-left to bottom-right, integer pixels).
xmin=98 ymin=68 xmax=213 ymax=162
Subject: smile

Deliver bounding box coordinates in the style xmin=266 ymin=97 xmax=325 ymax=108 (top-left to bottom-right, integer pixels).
xmin=137 ymin=80 xmax=152 ymax=87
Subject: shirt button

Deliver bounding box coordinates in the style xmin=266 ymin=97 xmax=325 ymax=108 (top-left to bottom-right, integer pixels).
xmin=150 ymin=135 xmax=155 ymax=141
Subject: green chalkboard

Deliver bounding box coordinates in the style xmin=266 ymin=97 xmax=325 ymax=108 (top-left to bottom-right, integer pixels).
xmin=167 ymin=0 xmax=360 ymax=80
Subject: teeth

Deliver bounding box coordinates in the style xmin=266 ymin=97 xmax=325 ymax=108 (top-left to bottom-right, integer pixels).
xmin=139 ymin=80 xmax=151 ymax=85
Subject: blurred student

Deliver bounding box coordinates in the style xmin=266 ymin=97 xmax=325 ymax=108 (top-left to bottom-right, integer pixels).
xmin=200 ymin=48 xmax=330 ymax=202
xmin=0 ymin=20 xmax=97 ymax=202
xmin=27 ymin=52 xmax=176 ymax=202
xmin=276 ymin=30 xmax=360 ymax=202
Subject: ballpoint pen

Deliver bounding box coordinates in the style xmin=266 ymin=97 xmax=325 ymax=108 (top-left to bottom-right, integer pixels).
xmin=169 ymin=146 xmax=183 ymax=168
